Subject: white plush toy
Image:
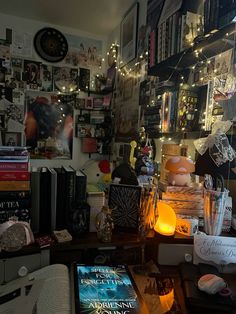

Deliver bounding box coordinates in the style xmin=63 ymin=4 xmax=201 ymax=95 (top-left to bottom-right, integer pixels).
xmin=81 ymin=159 xmax=112 ymax=184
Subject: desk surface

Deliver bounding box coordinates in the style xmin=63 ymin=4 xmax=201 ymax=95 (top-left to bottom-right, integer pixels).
xmin=129 ymin=264 xmax=188 ymax=314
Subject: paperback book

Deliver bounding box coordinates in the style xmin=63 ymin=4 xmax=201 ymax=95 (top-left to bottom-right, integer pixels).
xmin=74 ymin=264 xmax=148 ymax=314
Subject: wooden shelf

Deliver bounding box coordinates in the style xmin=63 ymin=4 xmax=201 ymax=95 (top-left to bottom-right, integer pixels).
xmin=148 ymin=22 xmax=236 ymax=79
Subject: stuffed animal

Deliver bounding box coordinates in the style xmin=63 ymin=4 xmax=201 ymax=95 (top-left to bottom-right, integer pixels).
xmin=81 ymin=159 xmax=112 ymax=191
xmin=165 ymin=156 xmax=195 ymax=186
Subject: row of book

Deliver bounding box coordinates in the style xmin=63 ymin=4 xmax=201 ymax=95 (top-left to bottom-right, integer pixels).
xmin=0 ymin=146 xmax=31 ymax=225
xmin=0 ymin=155 xmax=88 ymax=235
xmin=149 ymin=9 xmax=203 ymax=67
xmin=30 ymin=166 xmax=87 ymax=235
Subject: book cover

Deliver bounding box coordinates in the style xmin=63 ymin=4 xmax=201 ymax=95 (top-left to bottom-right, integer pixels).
xmin=30 ymin=167 xmax=40 ymax=234
xmin=0 ymin=171 xmax=30 ymax=181
xmin=176 ymin=86 xmax=200 ymax=131
xmin=74 ymin=264 xmax=148 ymax=314
xmin=0 ymin=180 xmax=30 ymax=191
xmin=108 ymin=184 xmax=142 ymax=233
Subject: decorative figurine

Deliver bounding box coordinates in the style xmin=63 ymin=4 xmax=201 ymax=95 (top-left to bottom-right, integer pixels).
xmin=165 ymin=156 xmax=195 ymax=186
xmin=95 ymin=206 xmax=114 ymax=242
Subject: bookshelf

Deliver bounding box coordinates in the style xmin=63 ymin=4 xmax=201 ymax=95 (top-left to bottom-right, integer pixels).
xmin=148 ymin=21 xmax=236 ymax=79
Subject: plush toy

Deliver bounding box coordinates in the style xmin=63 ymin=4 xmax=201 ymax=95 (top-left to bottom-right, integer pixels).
xmin=81 ymin=159 xmax=112 ymax=191
xmin=165 ymin=156 xmax=195 ymax=186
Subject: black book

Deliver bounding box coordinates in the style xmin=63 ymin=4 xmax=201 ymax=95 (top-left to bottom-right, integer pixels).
xmin=54 ymin=167 xmax=66 ymax=230
xmin=62 ymin=166 xmax=76 ymax=228
xmin=74 ymin=169 xmax=87 ymax=203
xmin=48 ymin=168 xmax=57 ymax=232
xmin=39 ymin=167 xmax=51 ymax=233
xmin=30 ymin=167 xmax=40 ymax=233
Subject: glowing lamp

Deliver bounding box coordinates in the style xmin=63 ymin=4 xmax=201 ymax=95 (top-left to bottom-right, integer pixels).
xmin=154 ymin=202 xmax=176 ymax=236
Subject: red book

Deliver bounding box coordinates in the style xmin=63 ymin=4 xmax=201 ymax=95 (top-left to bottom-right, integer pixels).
xmin=0 ymin=162 xmax=28 ymax=171
xmin=0 ymin=171 xmax=30 ymax=181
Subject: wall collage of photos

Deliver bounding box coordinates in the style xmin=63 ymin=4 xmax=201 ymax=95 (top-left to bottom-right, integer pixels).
xmin=0 ymin=28 xmax=103 ymax=159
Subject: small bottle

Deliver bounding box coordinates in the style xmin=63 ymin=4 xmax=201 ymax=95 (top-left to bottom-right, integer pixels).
xmin=96 ymin=206 xmax=114 ymax=242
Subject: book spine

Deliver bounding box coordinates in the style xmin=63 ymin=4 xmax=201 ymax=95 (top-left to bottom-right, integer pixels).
xmin=39 ymin=168 xmax=51 ymax=233
xmin=0 ymin=199 xmax=31 ymax=210
xmin=0 ymin=180 xmax=30 ymax=191
xmin=30 ymin=169 xmax=40 ymax=233
xmin=75 ymin=173 xmax=87 ymax=203
xmin=0 ymin=208 xmax=30 ymax=223
xmin=0 ymin=162 xmax=28 ymax=171
xmin=0 ymin=190 xmax=31 ymax=199
xmin=0 ymin=171 xmax=30 ymax=181
xmin=161 ymin=21 xmax=166 ymax=61
xmin=149 ymin=30 xmax=156 ymax=68
xmin=157 ymin=23 xmax=162 ymax=63
xmin=55 ymin=169 xmax=66 ymax=230
xmin=65 ymin=171 xmax=75 ymax=213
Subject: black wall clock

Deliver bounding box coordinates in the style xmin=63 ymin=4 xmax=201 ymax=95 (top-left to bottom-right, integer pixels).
xmin=34 ymin=27 xmax=68 ymax=63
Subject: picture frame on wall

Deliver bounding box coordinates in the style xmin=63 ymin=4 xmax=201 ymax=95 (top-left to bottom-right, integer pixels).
xmin=120 ymin=3 xmax=139 ymax=67
xmin=3 ymin=132 xmax=21 ymax=146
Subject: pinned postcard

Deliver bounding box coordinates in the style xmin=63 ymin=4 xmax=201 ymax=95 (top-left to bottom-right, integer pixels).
xmin=194 ymin=233 xmax=236 ymax=265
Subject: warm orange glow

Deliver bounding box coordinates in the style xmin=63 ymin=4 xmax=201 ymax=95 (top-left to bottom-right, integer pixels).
xmin=159 ymin=289 xmax=174 ymax=312
xmin=154 ymin=202 xmax=176 ymax=236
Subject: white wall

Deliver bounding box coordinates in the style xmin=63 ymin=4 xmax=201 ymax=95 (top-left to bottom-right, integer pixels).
xmin=0 ymin=12 xmax=108 ymax=169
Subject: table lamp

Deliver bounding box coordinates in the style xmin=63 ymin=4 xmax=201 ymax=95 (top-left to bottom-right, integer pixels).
xmin=154 ymin=202 xmax=176 ymax=236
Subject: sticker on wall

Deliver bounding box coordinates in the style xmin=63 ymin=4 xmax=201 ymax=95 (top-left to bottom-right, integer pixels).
xmin=34 ymin=27 xmax=68 ymax=63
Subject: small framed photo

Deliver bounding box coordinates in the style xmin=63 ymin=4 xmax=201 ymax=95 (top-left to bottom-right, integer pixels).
xmin=3 ymin=132 xmax=22 ymax=146
xmin=0 ymin=111 xmax=6 ymax=130
xmin=85 ymin=97 xmax=93 ymax=109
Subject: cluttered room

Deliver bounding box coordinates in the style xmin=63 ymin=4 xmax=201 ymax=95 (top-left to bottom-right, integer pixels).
xmin=0 ymin=0 xmax=236 ymax=313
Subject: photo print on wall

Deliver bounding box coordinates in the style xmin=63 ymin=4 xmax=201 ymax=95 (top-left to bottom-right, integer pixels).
xmin=24 ymin=91 xmax=73 ymax=159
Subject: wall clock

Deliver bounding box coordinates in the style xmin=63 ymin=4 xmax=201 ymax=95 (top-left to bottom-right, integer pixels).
xmin=34 ymin=27 xmax=68 ymax=63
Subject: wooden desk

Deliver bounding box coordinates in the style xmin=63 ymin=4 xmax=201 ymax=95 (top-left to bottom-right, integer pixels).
xmin=129 ymin=264 xmax=188 ymax=314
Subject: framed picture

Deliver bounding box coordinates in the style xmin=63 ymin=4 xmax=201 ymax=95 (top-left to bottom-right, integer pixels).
xmin=108 ymin=183 xmax=142 ymax=232
xmin=120 ymin=3 xmax=139 ymax=67
xmin=3 ymin=132 xmax=21 ymax=146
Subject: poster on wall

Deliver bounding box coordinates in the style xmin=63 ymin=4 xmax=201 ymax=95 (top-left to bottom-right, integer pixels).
xmin=24 ymin=91 xmax=73 ymax=159
xmin=64 ymin=33 xmax=102 ymax=68
xmin=40 ymin=64 xmax=52 ymax=92
xmin=53 ymin=66 xmax=78 ymax=92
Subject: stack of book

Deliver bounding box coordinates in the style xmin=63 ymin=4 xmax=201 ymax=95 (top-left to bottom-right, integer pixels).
xmin=0 ymin=146 xmax=31 ymax=224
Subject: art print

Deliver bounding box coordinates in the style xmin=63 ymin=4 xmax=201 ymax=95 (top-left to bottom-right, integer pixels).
xmin=53 ymin=66 xmax=78 ymax=92
xmin=108 ymin=184 xmax=141 ymax=232
xmin=120 ymin=3 xmax=139 ymax=66
xmin=64 ymin=33 xmax=102 ymax=68
xmin=24 ymin=91 xmax=73 ymax=159
xmin=22 ymin=60 xmax=40 ymax=85
xmin=40 ymin=64 xmax=52 ymax=92
xmin=3 ymin=132 xmax=21 ymax=146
